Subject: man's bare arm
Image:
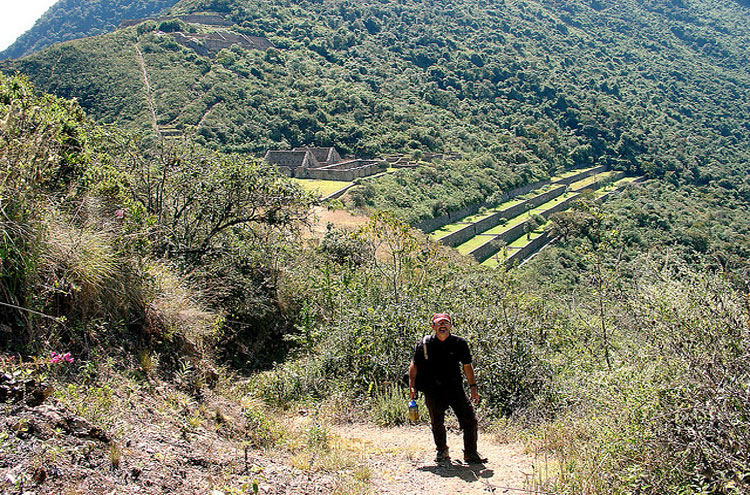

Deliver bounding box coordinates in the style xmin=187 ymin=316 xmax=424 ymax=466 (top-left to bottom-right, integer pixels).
xmin=463 ymin=363 xmax=480 ymax=404
xmin=409 ymin=361 xmax=418 ymax=399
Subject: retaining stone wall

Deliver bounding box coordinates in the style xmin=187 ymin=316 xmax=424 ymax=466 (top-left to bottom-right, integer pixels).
xmin=415 ymin=203 xmax=483 ymax=234
xmin=505 ymin=232 xmax=551 ymax=267
xmin=469 ymin=191 xmax=579 ymax=262
xmin=415 ymin=166 xmax=606 ymax=234
xmin=441 ymin=184 xmax=566 ymax=249
xmin=541 ymin=193 xmax=580 ymax=217
xmin=414 ymin=178 xmax=552 ymax=233
xmin=557 ymin=165 xmax=607 ymax=186
xmin=303 ymin=163 xmax=385 ymax=181
xmin=324 ymin=183 xmax=357 ymax=200
xmin=440 ymin=224 xmax=476 ymax=247
xmin=468 ymin=236 xmax=504 ymax=263
xmin=571 ymin=170 xmax=626 ymax=192
xmin=474 ymin=185 xmax=566 ymax=233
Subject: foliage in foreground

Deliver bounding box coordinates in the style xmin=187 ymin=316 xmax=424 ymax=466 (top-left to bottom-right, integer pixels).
xmin=254 ymin=200 xmax=750 ymax=494
xmin=3 ymin=69 xmax=750 ymax=495
xmin=0 ymin=72 xmax=314 ymax=370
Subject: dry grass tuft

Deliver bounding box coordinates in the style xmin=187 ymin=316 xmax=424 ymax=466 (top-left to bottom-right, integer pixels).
xmin=39 ymin=218 xmax=119 ymax=315
xmin=145 ymin=264 xmax=223 ymax=357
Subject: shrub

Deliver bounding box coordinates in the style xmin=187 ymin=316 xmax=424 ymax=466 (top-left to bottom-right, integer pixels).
xmin=369 ymin=384 xmax=426 ymax=426
xmin=136 ymin=20 xmax=158 ymax=35
xmin=157 ymin=19 xmax=186 ymax=33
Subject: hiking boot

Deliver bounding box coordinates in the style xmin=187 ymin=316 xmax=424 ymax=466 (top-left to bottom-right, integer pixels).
xmin=434 ymin=448 xmax=450 ymax=463
xmin=463 ymin=451 xmax=488 ymax=464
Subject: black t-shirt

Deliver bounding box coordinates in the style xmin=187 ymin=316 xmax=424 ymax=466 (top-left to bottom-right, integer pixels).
xmin=413 ymin=334 xmax=472 ymax=392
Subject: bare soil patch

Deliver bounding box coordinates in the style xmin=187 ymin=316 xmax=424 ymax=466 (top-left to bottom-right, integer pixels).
xmin=305 ymin=206 xmax=370 ymax=238
xmin=329 ymin=423 xmax=535 ymax=494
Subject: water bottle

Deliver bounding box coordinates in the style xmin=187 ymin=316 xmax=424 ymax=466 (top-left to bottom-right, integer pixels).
xmin=408 ymin=399 xmax=419 ymax=421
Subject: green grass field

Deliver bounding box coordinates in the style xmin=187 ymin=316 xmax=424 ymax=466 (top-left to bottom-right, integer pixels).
xmin=429 ymin=222 xmax=472 ymax=240
xmin=569 ymin=170 xmax=617 ymax=191
xmin=456 ymin=234 xmax=496 ymax=255
xmin=553 ymin=165 xmax=600 ymax=180
xmin=291 ymin=178 xmax=352 ymax=197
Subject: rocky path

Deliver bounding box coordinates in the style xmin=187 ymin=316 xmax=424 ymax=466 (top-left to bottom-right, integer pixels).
xmin=329 ymin=423 xmax=538 ymax=494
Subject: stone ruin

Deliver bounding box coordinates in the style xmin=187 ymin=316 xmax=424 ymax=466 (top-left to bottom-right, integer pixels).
xmin=167 ymin=31 xmax=273 ymax=58
xmin=121 ymin=13 xmax=273 ymax=57
xmin=263 ymin=147 xmax=387 ymax=181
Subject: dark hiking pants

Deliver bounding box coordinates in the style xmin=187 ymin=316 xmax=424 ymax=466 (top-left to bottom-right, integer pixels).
xmin=424 ymin=387 xmax=478 ymax=455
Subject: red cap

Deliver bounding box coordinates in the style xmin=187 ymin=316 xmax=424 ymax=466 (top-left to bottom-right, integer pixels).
xmin=431 ymin=313 xmax=452 ymax=324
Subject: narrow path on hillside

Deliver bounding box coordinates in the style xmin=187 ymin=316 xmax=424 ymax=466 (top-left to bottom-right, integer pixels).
xmin=134 ymin=44 xmax=159 ymax=134
xmin=329 ymin=423 xmax=538 ymax=494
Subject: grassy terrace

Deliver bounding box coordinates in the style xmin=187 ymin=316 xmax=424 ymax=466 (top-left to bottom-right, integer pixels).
xmin=480 ymin=176 xmax=642 ymax=267
xmin=481 ymin=250 xmax=512 ymax=268
xmin=593 ymin=176 xmax=641 ymax=198
xmin=480 ymin=224 xmax=549 ymax=267
xmin=456 ymin=193 xmax=576 ymax=253
xmin=569 ymin=170 xmax=617 ymax=191
xmin=428 ymin=222 xmax=472 ymax=240
xmin=428 ymin=166 xmax=601 ymax=239
xmin=291 ymin=178 xmax=352 ymax=197
xmin=463 ymin=196 xmax=529 ymax=222
xmin=553 ymin=165 xmax=601 ymax=180
xmin=456 ymin=234 xmax=497 ymax=255
xmin=508 ymin=225 xmax=548 ymax=248
xmin=483 ymin=212 xmax=530 ymax=235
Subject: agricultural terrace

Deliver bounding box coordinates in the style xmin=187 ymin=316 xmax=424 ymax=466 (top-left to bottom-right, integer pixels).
xmin=481 ymin=222 xmax=549 ymax=268
xmin=568 ymin=170 xmax=619 ymax=191
xmin=456 ymin=174 xmax=641 ymax=265
xmin=291 ymin=178 xmax=353 ymax=197
xmin=428 ymin=165 xmax=602 ymax=242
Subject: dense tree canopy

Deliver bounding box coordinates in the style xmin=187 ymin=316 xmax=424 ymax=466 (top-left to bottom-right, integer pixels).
xmin=4 ymin=0 xmax=750 ymax=222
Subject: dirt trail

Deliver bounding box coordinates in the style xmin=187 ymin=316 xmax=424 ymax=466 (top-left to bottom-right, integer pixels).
xmin=134 ymin=44 xmax=159 ymax=134
xmin=329 ymin=423 xmax=536 ymax=494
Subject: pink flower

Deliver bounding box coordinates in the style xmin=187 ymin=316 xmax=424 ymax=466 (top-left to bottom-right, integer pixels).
xmin=50 ymin=351 xmax=74 ymax=364
xmin=115 ymin=209 xmax=125 ymax=219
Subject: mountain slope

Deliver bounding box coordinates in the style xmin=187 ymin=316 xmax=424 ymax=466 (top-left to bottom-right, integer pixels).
xmin=3 ymin=0 xmax=750 ymax=222
xmin=0 ymin=0 xmax=179 ymax=60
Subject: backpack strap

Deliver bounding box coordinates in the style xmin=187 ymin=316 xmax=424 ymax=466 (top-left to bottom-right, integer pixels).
xmin=422 ymin=335 xmax=430 ymax=360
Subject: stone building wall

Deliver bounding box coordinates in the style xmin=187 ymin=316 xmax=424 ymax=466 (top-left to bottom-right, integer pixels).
xmin=302 ymin=162 xmax=385 ymax=181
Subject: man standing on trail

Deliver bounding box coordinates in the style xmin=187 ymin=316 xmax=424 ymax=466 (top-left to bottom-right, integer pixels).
xmin=408 ymin=313 xmax=487 ymax=464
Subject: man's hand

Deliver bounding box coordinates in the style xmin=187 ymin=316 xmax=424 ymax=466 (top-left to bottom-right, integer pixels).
xmin=408 ymin=361 xmax=418 ymax=400
xmin=463 ymin=363 xmax=480 ymax=404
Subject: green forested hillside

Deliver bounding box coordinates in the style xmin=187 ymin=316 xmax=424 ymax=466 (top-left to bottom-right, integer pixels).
xmin=0 ymin=0 xmax=179 ymax=60
xmin=4 ymin=0 xmax=750 ymax=223
xmin=2 ymin=0 xmax=750 ymax=484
